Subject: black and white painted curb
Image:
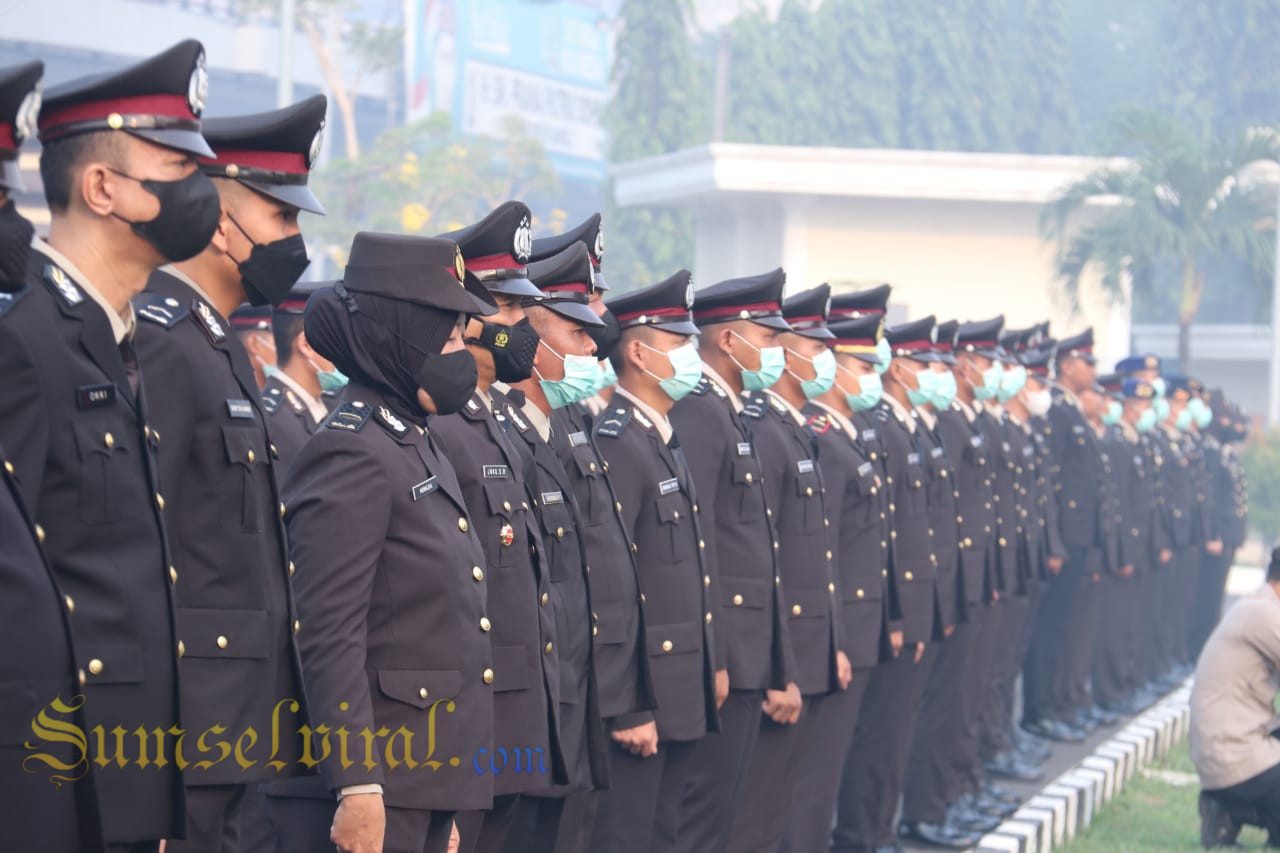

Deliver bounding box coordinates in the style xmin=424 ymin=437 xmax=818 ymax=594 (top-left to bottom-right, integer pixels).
xmin=972 ymin=680 xmax=1193 ymax=853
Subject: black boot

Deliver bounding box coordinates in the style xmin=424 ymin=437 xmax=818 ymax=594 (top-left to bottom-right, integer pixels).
xmin=1199 ymin=791 xmax=1243 ymax=849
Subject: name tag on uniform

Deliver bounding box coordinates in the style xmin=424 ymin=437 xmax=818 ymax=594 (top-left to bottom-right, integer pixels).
xmin=858 ymin=461 xmax=873 ymax=477
xmin=737 ymin=442 xmax=753 ymax=456
xmin=930 ymin=447 xmax=944 ymax=459
xmin=226 ymin=398 xmax=255 ymax=419
xmin=862 ymin=429 xmax=877 ymax=442
xmin=482 ymin=465 xmax=509 ymax=479
xmin=568 ymin=431 xmax=589 ymax=447
xmin=797 ymin=459 xmax=815 ymax=474
xmin=76 ymin=383 xmax=116 ymax=409
xmin=541 ymin=490 xmax=564 ymax=505
xmin=659 ymin=478 xmax=680 ymax=495
xmin=1072 ymin=424 xmax=1086 ymax=435
xmin=908 ymin=452 xmax=921 ymax=465
xmin=411 ymin=477 xmax=439 ymax=500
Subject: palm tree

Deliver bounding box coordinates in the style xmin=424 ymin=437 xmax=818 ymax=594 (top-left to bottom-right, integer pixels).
xmin=1042 ymin=110 xmax=1280 ymax=370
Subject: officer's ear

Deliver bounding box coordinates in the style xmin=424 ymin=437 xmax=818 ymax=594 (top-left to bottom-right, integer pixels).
xmin=208 ymin=206 xmax=234 ymax=257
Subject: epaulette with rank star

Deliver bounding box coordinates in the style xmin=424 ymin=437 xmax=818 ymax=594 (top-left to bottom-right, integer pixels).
xmin=689 ymin=376 xmax=710 ymax=396
xmin=325 ymin=400 xmax=372 ymax=432
xmin=283 ymin=389 xmax=306 ymax=415
xmin=742 ymin=398 xmax=767 ymax=419
xmin=595 ymin=407 xmax=633 ymax=438
xmin=806 ymin=412 xmax=832 ymax=435
xmin=261 ymin=393 xmax=281 ymax=414
xmin=0 ymin=287 xmax=28 ymax=318
xmin=135 ymin=292 xmax=189 ymax=329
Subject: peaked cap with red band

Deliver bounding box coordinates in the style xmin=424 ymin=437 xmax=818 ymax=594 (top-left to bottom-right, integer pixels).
xmin=38 ymin=40 xmax=213 ymax=158
xmin=437 ymin=200 xmax=541 ymax=298
xmin=954 ymin=316 xmax=1005 ymax=359
xmin=827 ymin=314 xmax=884 ymax=364
xmin=526 ymin=241 xmax=604 ymax=327
xmin=932 ymin=319 xmax=958 ymax=365
xmin=201 ymin=94 xmax=327 ymax=215
xmin=782 ymin=283 xmax=835 ymax=340
xmin=692 ymin=267 xmax=791 ymax=331
xmin=0 ymin=61 xmax=42 ymax=191
xmin=1023 ymin=344 xmax=1054 ymax=378
xmin=273 ymin=278 xmax=329 ymax=320
xmin=608 ymin=268 xmax=697 ymax=337
xmin=342 ymin=232 xmax=495 ymax=316
xmin=530 ymin=212 xmax=608 ymax=291
xmin=229 ymin=303 xmax=272 ymax=332
xmin=885 ymin=315 xmax=941 ymax=362
xmin=829 ymin=282 xmax=891 ymax=320
xmin=1055 ymin=328 xmax=1096 ymax=364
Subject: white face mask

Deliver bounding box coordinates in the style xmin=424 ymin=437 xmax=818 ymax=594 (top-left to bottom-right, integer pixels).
xmin=1024 ymin=388 xmax=1052 ymax=417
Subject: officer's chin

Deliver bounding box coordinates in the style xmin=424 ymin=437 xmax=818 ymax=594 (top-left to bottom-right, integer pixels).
xmin=417 ymin=387 xmax=438 ymax=414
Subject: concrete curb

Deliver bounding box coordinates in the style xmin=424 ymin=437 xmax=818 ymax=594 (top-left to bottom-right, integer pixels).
xmin=973 ymin=679 xmax=1193 ymax=852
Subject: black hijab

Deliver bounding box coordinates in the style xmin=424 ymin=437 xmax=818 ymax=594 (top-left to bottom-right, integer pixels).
xmin=304 ymin=283 xmax=458 ymax=425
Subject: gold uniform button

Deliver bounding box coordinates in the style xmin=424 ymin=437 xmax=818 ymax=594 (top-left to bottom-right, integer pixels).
xmin=473 ymin=566 xmax=485 ymax=582
xmin=1068 ymin=500 xmax=1077 ymax=509
xmin=556 ymin=527 xmax=565 ymax=539
xmin=480 ymin=617 xmax=492 ymax=632
xmin=247 ymin=449 xmax=255 ymax=463
xmin=640 ymin=593 xmax=647 ymax=603
xmin=871 ymin=486 xmax=878 ymax=495
xmin=615 ymin=501 xmax=623 ymax=513
xmin=483 ymin=668 xmax=494 ymax=684
xmin=78 ymin=669 xmax=86 ymax=686
xmin=177 ymin=641 xmax=185 ymax=658
xmin=3 ymin=460 xmax=12 ymax=476
xmin=805 ymin=486 xmax=814 ymax=497
xmin=631 ymin=543 xmax=638 ymax=553
xmin=155 ymin=493 xmax=165 ymax=511
xmin=419 ymin=687 xmax=429 ymax=699
xmin=592 ymin=626 xmax=598 ymax=636
xmin=88 ymin=659 xmax=104 ymax=676
xmin=745 ymin=472 xmax=754 ymax=483
xmin=791 ymin=604 xmax=802 ymax=616
xmin=856 ymin=588 xmax=865 ymax=599
xmin=288 ymin=562 xmax=296 ymax=577
xmin=589 ymin=462 xmax=597 ymax=472
xmin=905 ymin=571 xmax=914 ymax=581
xmin=458 ymin=517 xmax=469 ymax=532
xmin=217 ymin=635 xmax=229 ymax=649
xmin=999 ymin=537 xmax=1008 ymax=547
xmin=271 ymin=444 xmax=279 ymax=458
xmin=773 ymin=541 xmax=780 ymax=551
xmin=503 ymin=500 xmax=512 ymax=512
xmin=104 ymin=432 xmax=115 ymax=449
xmin=766 ymin=508 xmax=773 ymax=517
xmin=956 ymin=516 xmax=963 ymax=524
xmin=705 ymin=612 xmax=713 ymax=624
xmin=662 ymin=640 xmax=674 ymax=652
xmin=35 ymin=524 xmax=45 ymax=543
xmin=279 ymin=502 xmax=286 ymax=518
xmin=693 ymin=504 xmax=699 ymax=513
xmin=699 ymin=540 xmax=706 ymax=550
xmin=541 ymin=592 xmax=549 ymax=606
xmin=169 ymin=566 xmax=178 ymax=584
xmin=293 ymin=620 xmax=300 ymax=634
xmin=733 ymin=594 xmax=744 ymax=606
xmin=963 ymin=537 xmax=973 ymax=547
xmin=891 ymin=530 xmax=897 ymax=539
xmin=824 ymin=518 xmax=830 ymax=527
xmin=827 ymin=582 xmax=836 ymax=593
xmin=704 ymin=575 xmax=711 ymax=587
xmin=64 ymin=595 xmax=74 ymax=614
xmin=545 ymin=642 xmax=554 ymax=654
xmin=673 ymin=511 xmax=680 ymax=521
xmin=826 ymin=550 xmax=833 ymax=560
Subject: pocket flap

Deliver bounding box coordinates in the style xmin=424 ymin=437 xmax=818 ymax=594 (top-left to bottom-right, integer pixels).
xmin=654 ymin=492 xmax=684 ymax=525
xmin=731 ymin=458 xmax=760 ymax=486
xmin=721 ymin=576 xmax=769 ymax=610
xmin=794 ymin=469 xmax=821 ymax=498
xmin=377 ymin=669 xmax=462 ymax=710
xmin=785 ymin=586 xmax=833 ymax=619
xmin=593 ymin=602 xmax=629 ymax=645
xmin=646 ymin=620 xmax=702 ymax=656
xmin=490 ymin=645 xmax=530 ymax=693
xmin=176 ymin=607 xmax=271 ymax=660
xmin=481 ymin=480 xmax=521 ymax=518
xmin=570 ymin=446 xmax=603 ymax=479
xmin=72 ymin=420 xmax=125 ymax=460
xmin=221 ymin=425 xmax=266 ymax=469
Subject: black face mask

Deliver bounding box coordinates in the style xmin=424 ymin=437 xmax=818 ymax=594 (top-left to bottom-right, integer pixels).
xmin=586 ymin=308 xmax=622 ymax=359
xmin=109 ymin=168 xmax=222 ymax=262
xmin=417 ymin=349 xmax=478 ymax=415
xmin=228 ymin=216 xmax=310 ymax=307
xmin=0 ymin=200 xmax=34 ymax=290
xmin=467 ymin=318 xmax=540 ymax=383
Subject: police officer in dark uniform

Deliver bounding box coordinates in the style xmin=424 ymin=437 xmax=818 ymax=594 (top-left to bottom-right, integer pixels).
xmin=1192 ymin=388 xmax=1246 ymax=657
xmin=725 ymin=281 xmax=846 ymax=853
xmin=228 ymin=304 xmax=275 ymax=390
xmin=589 ymin=270 xmax=719 ymax=853
xmin=430 ymin=202 xmax=566 ymax=853
xmin=833 ymin=317 xmax=946 ymax=853
xmin=272 ymin=233 xmax=497 ymax=853
xmin=131 ymin=95 xmax=325 ymax=853
xmin=668 ymin=269 xmax=794 ymax=853
xmin=261 ymin=281 xmax=343 ymax=467
xmin=500 ymin=240 xmax=613 ymax=853
xmin=789 ymin=312 xmax=892 ymax=851
xmin=0 ymin=62 xmax=104 ymax=851
xmin=0 ymin=41 xmax=220 ymax=851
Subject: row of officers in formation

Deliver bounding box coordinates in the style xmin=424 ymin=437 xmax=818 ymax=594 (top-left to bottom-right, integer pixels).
xmin=0 ymin=41 xmax=1250 ymax=853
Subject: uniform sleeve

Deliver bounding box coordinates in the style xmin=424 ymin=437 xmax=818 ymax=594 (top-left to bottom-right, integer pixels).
xmin=283 ymin=433 xmax=393 ymax=790
xmin=0 ymin=322 xmax=49 ymax=506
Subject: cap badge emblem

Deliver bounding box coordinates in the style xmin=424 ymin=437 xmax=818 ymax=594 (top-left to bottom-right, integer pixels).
xmin=188 ymin=50 xmax=209 ymax=116
xmin=513 ymin=215 xmax=533 ymax=263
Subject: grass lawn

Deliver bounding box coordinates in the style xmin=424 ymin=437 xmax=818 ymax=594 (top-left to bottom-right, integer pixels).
xmin=1064 ymin=741 xmax=1270 ymax=851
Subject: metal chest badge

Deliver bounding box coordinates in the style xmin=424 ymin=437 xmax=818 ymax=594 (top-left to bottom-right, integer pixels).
xmin=499 ymin=522 xmax=515 ymax=547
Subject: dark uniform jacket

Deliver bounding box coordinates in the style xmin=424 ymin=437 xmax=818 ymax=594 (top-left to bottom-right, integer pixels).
xmin=496 ymin=392 xmax=608 ymax=793
xmin=936 ymin=404 xmax=996 ymax=608
xmin=1006 ymin=417 xmax=1046 ymax=593
xmin=429 ymin=391 xmax=562 ymax=795
xmin=593 ymin=392 xmax=718 ymax=742
xmin=260 ymin=372 xmax=324 ymax=467
xmin=670 ymin=372 xmax=790 ymax=691
xmin=134 ymin=270 xmax=307 ymax=785
xmin=877 ymin=397 xmax=939 ymax=644
xmin=282 ymin=382 xmax=495 ymax=810
xmin=743 ymin=390 xmax=841 ymax=695
xmin=1185 ymin=432 xmax=1215 ymax=548
xmin=804 ymin=403 xmax=888 ymax=669
xmin=548 ymin=404 xmax=654 ymax=729
xmin=1029 ymin=415 xmax=1067 ymax=576
xmin=920 ymin=408 xmax=963 ymax=628
xmin=0 ymin=247 xmax=184 ymax=843
xmin=1113 ymin=425 xmax=1157 ymax=574
xmin=0 ymin=441 xmax=104 ymax=853
xmin=1047 ymin=389 xmax=1103 ymax=557
xmin=1153 ymin=426 xmax=1195 ymax=551
xmin=1093 ymin=425 xmax=1124 ymax=576
xmin=854 ymin=406 xmax=905 ymax=647
xmin=1211 ymin=440 xmax=1248 ymax=551
xmin=978 ymin=408 xmax=1021 ymax=595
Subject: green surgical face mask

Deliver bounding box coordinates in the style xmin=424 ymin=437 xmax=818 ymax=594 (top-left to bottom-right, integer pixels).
xmin=537 ymin=341 xmax=600 ymax=409
xmin=1101 ymin=400 xmax=1122 ymax=426
xmin=973 ymin=362 xmax=1003 ymax=401
xmin=907 ymin=365 xmax=934 ymax=407
xmin=791 ymin=348 xmax=837 ymax=399
xmin=1189 ymin=398 xmax=1213 ymax=429
xmin=1135 ymin=408 xmax=1157 ymax=433
xmin=997 ymin=364 xmax=1026 ymax=403
xmin=928 ymin=370 xmax=957 ymax=409
xmin=731 ymin=330 xmax=785 ymax=391
xmin=843 ymin=369 xmax=883 ymax=412
xmin=874 ymin=338 xmax=892 ymax=374
xmin=641 ymin=341 xmax=703 ymax=402
xmin=1175 ymin=408 xmax=1193 ymax=431
xmin=1153 ymin=397 xmax=1171 ymax=422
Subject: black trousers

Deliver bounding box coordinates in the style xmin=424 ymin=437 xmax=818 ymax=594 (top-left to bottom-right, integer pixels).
xmin=1206 ymin=761 xmax=1280 ymax=840
xmin=980 ymin=595 xmax=1030 ymax=759
xmin=268 ymin=795 xmax=455 ymax=853
xmin=782 ymin=678 xmax=872 ymax=852
xmin=1093 ymin=574 xmax=1138 ymax=707
xmin=455 ymin=793 xmax=520 ymax=853
xmin=957 ymin=603 xmax=998 ymax=797
xmin=727 ymin=693 xmax=821 ymax=853
xmin=504 ymin=791 xmax=598 ymax=853
xmin=675 ymin=689 xmax=763 ymax=853
xmin=1190 ymin=549 xmax=1235 ymax=661
xmin=165 ymin=784 xmax=245 ymax=853
xmin=904 ymin=622 xmax=977 ymax=823
xmin=589 ymin=737 xmax=698 ymax=853
xmin=831 ymin=648 xmax=929 ymax=851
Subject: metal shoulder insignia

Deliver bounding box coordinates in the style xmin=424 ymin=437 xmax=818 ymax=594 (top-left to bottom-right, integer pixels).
xmin=284 ymin=389 xmax=306 ymax=415
xmin=505 ymin=403 xmax=531 ymax=433
xmin=689 ymin=376 xmax=710 ymax=396
xmin=44 ymin=263 xmax=84 ymax=306
xmin=325 ymin=400 xmax=372 ymax=432
xmin=261 ymin=394 xmax=281 ymax=414
xmin=595 ymin=407 xmax=633 ymax=439
xmin=136 ymin=293 xmax=190 ymax=329
xmin=767 ymin=394 xmax=787 ymax=414
xmin=0 ymin=287 xmax=28 ymax=318
xmin=742 ymin=398 xmax=766 ymax=419
xmin=874 ymin=406 xmax=891 ymax=423
xmin=806 ymin=412 xmax=832 ymax=434
xmin=631 ymin=407 xmax=654 ymax=431
xmin=374 ymin=404 xmax=409 ymax=437
xmin=192 ymin=299 xmax=226 ymax=343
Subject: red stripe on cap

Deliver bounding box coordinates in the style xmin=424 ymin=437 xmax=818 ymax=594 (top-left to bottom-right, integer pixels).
xmin=0 ymin=123 xmax=15 ymax=152
xmin=466 ymin=252 xmax=524 ymax=274
xmin=39 ymin=94 xmax=195 ymax=131
xmin=829 ymin=307 xmax=885 ymax=318
xmin=786 ymin=314 xmax=824 ymax=326
xmin=543 ymin=282 xmax=590 ymax=295
xmin=205 ymin=149 xmax=308 ymax=175
xmin=892 ymin=339 xmax=933 ymax=351
xmin=831 ymin=336 xmax=877 ymax=347
xmin=1028 ymin=365 xmax=1050 ymax=377
xmin=960 ymin=339 xmax=997 ymax=349
xmin=275 ymin=299 xmax=308 ymax=313
xmin=694 ymin=300 xmax=781 ymax=319
xmin=934 ymin=342 xmax=954 ymax=352
xmin=617 ymin=305 xmax=689 ymax=323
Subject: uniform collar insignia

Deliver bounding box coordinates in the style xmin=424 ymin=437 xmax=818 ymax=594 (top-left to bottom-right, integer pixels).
xmin=630 ymin=406 xmax=653 ymax=430
xmin=46 ymin=263 xmax=84 ymax=306
xmin=376 ymin=404 xmax=408 ymax=436
xmin=194 ymin=299 xmax=226 ymax=342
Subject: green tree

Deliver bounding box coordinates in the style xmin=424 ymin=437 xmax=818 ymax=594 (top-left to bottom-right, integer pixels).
xmin=1011 ymin=0 xmax=1079 ymax=153
xmin=722 ymin=5 xmax=788 ymax=144
xmin=1042 ymin=110 xmax=1280 ymax=370
xmin=1240 ymin=432 xmax=1277 ymax=541
xmin=812 ymin=0 xmax=900 ymax=147
xmin=603 ymin=0 xmax=708 ymax=289
xmin=891 ymin=1 xmax=983 ymax=151
xmin=960 ymin=0 xmax=1015 ymax=152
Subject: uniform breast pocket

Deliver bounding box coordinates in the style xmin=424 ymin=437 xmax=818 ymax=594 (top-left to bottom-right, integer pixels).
xmin=220 ymin=425 xmax=269 ymax=534
xmin=905 ymin=462 xmax=930 ymax=513
xmin=71 ymin=419 xmax=144 ymax=525
xmin=570 ymin=447 xmax=611 ymax=527
xmin=731 ymin=458 xmax=764 ymax=522
xmin=483 ymin=481 xmax=525 ymax=568
xmin=852 ymin=464 xmax=880 ymax=527
xmin=654 ymin=491 xmax=690 ymax=563
xmin=538 ymin=499 xmax=576 ymax=581
xmin=795 ymin=469 xmax=823 ymax=533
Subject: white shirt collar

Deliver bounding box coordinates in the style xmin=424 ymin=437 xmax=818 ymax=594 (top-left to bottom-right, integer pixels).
xmin=520 ymin=398 xmax=553 ymax=443
xmin=615 ymin=385 xmax=673 ymax=443
xmin=884 ymin=392 xmax=918 ymax=432
xmin=33 ymin=237 xmax=136 ymax=344
xmin=160 ymin=264 xmax=220 ymax=311
xmin=272 ymin=370 xmax=328 ymax=423
xmin=810 ymin=399 xmax=857 ymax=437
xmin=765 ymin=389 xmax=807 ymax=427
xmin=702 ymin=363 xmax=743 ymax=413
